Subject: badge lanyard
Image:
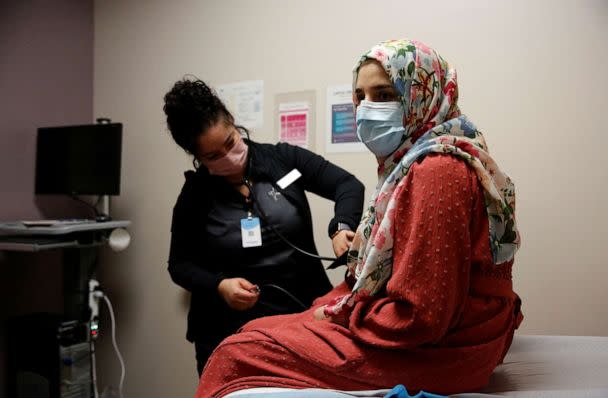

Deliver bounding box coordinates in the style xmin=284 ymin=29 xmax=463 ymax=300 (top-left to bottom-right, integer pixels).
xmin=240 ymin=180 xmax=262 ymax=248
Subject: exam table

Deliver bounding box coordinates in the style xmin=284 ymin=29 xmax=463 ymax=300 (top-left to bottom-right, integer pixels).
xmin=224 ymin=334 xmax=608 ymax=397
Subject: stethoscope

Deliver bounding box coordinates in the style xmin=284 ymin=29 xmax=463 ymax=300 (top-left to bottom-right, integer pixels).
xmin=238 ymin=127 xmax=340 ymax=263
xmin=237 ymin=128 xmax=348 ymax=310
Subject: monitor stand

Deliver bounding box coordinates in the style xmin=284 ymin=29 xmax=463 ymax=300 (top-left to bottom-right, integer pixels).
xmin=96 ymin=195 xmax=111 ymax=222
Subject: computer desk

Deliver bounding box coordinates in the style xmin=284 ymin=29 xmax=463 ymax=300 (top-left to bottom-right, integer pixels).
xmin=1 ymin=221 xmax=131 ymax=397
xmin=0 ymin=220 xmax=130 ymax=321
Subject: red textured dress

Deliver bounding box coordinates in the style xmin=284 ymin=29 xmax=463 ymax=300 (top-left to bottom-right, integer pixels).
xmin=195 ymin=155 xmax=523 ymax=398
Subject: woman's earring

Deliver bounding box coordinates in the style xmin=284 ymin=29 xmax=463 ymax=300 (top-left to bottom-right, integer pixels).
xmin=192 ymin=158 xmax=200 ymax=169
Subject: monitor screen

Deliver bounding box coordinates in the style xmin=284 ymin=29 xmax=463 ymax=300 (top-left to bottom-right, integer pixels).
xmin=35 ymin=123 xmax=122 ymax=195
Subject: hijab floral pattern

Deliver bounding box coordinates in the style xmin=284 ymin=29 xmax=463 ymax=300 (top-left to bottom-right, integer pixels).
xmin=325 ymin=39 xmax=520 ymax=317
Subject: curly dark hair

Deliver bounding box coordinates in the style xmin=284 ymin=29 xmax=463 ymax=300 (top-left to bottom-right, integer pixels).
xmin=163 ymin=78 xmax=234 ymax=155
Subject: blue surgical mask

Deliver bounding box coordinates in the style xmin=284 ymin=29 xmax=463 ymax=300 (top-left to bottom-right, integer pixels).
xmin=356 ymin=100 xmax=406 ymax=157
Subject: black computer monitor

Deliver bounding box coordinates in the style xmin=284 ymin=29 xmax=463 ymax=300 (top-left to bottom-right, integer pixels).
xmin=35 ymin=123 xmax=122 ymax=196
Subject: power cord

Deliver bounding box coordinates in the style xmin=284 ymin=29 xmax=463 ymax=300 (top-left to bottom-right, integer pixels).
xmin=91 ymin=341 xmax=99 ymax=398
xmin=69 ymin=194 xmax=103 ymax=218
xmin=89 ymin=281 xmax=101 ymax=398
xmin=89 ymin=282 xmax=125 ymax=398
xmin=102 ymin=294 xmax=126 ymax=398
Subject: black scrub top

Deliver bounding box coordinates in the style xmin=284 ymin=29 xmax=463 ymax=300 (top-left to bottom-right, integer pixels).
xmin=189 ymin=180 xmax=331 ymax=344
xmin=206 ymin=181 xmax=310 ymax=313
xmin=169 ymin=140 xmax=364 ymax=345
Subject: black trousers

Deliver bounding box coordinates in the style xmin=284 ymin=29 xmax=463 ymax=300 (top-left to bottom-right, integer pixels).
xmin=192 ymin=293 xmax=312 ymax=376
xmin=194 ymin=339 xmax=219 ymax=377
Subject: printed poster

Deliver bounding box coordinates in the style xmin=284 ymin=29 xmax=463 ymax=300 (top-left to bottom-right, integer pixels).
xmin=325 ymin=84 xmax=365 ymax=153
xmin=217 ymin=80 xmax=264 ymax=129
xmin=278 ymin=102 xmax=309 ymax=148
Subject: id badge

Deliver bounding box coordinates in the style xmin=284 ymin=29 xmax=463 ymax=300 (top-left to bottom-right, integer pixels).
xmin=241 ymin=217 xmax=262 ymax=248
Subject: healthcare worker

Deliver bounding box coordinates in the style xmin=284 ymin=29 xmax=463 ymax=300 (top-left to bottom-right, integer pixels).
xmin=163 ymin=78 xmax=365 ymax=375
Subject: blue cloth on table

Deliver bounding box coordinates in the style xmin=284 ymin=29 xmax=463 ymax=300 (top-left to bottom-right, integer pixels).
xmin=383 ymin=385 xmax=447 ymax=398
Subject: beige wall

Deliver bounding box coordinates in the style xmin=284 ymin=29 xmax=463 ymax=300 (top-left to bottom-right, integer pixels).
xmin=93 ymin=0 xmax=608 ymax=396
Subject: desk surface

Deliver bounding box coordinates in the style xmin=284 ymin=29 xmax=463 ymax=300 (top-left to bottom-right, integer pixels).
xmin=0 ymin=220 xmax=130 ymax=236
xmin=0 ymin=220 xmax=131 ymax=252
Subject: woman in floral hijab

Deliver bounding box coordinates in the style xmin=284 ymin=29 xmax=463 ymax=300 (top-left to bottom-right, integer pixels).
xmin=321 ymin=38 xmax=520 ymax=319
xmin=195 ymin=39 xmax=523 ymax=397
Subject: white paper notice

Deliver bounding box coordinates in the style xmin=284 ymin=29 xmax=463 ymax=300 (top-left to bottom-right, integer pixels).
xmin=325 ymin=84 xmax=366 ymax=153
xmin=278 ymin=102 xmax=309 ymax=148
xmin=217 ymin=80 xmax=264 ymax=129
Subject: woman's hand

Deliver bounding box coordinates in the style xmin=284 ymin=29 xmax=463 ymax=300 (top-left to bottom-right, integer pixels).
xmin=331 ymin=230 xmax=355 ymax=257
xmin=313 ymin=304 xmax=349 ymax=327
xmin=313 ymin=305 xmax=328 ymax=320
xmin=217 ymin=278 xmax=260 ymax=311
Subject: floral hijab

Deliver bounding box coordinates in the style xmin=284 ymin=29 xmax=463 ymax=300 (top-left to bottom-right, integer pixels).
xmin=325 ymin=39 xmax=520 ymax=317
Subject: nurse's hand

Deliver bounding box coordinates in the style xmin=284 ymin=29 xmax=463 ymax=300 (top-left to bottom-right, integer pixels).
xmin=217 ymin=278 xmax=260 ymax=311
xmin=332 ymin=230 xmax=355 ymax=257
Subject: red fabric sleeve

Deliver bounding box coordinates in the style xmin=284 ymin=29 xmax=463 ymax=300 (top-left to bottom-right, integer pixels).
xmin=348 ymin=154 xmax=478 ymax=348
